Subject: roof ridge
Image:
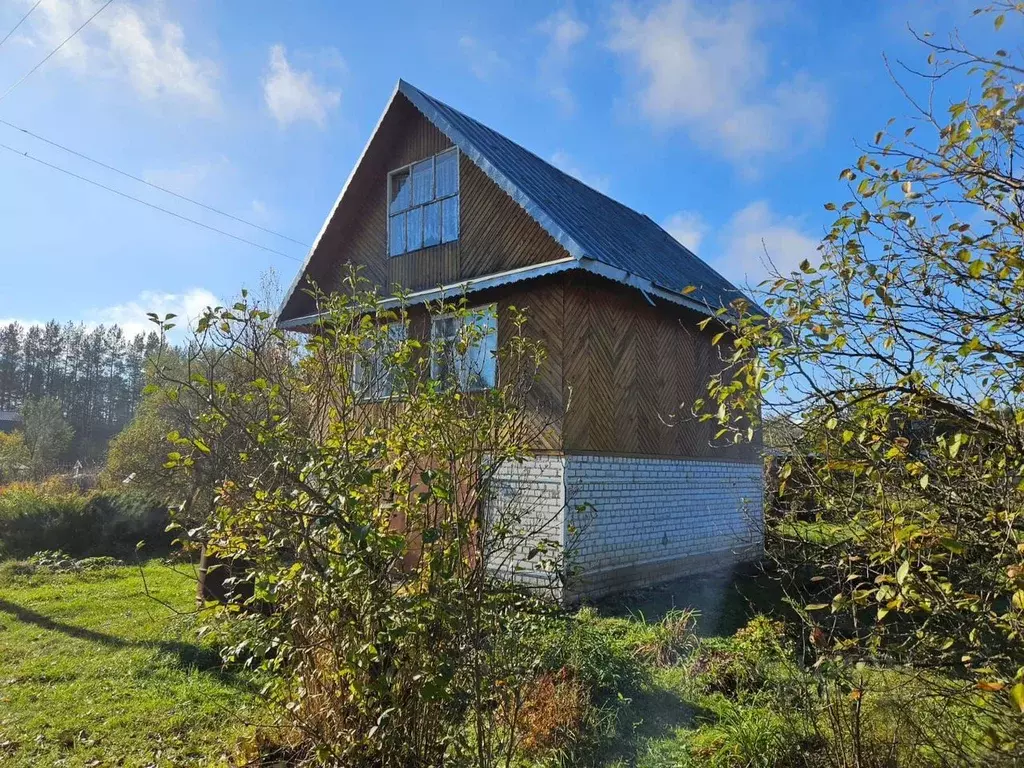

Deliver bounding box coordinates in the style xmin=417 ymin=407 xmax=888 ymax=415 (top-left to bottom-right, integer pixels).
xmin=400 ymin=80 xmax=647 ymax=218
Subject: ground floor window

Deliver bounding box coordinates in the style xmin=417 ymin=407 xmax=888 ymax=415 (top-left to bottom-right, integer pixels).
xmin=430 ymin=305 xmax=497 ymax=390
xmin=352 ymin=321 xmax=407 ymax=400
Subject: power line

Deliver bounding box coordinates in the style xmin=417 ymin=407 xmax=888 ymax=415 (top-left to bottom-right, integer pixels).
xmin=0 ymin=118 xmax=311 ymax=248
xmin=0 ymin=140 xmax=303 ymax=262
xmin=0 ymin=1 xmax=42 ymax=51
xmin=0 ymin=0 xmax=115 ymax=103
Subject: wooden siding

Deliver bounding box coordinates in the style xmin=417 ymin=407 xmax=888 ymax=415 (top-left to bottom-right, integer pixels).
xmin=560 ymin=273 xmax=759 ymax=462
xmin=395 ymin=280 xmax=565 ymax=451
xmin=285 ymin=93 xmax=570 ymax=321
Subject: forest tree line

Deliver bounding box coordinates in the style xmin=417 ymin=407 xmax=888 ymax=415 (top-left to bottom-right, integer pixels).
xmin=0 ymin=321 xmax=162 ymax=463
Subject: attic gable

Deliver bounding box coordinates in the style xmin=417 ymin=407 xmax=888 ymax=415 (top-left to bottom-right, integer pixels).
xmin=278 ymin=80 xmax=752 ymax=328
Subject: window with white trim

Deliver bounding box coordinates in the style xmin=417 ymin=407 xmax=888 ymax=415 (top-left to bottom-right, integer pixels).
xmin=431 ymin=306 xmax=497 ymax=391
xmin=388 ymin=148 xmax=459 ymax=257
xmin=352 ymin=322 xmax=407 ymax=400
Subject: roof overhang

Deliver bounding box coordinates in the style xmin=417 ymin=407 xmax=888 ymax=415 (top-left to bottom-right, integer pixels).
xmin=277 ymin=256 xmax=727 ymax=331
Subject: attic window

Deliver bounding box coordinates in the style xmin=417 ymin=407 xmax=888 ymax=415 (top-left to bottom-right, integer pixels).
xmin=388 ymin=148 xmax=459 ymax=256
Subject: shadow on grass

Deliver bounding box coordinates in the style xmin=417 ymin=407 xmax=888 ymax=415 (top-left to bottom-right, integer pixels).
xmin=603 ymin=684 xmax=713 ymax=767
xmin=0 ymin=597 xmax=252 ymax=689
xmin=593 ymin=561 xmax=790 ymax=637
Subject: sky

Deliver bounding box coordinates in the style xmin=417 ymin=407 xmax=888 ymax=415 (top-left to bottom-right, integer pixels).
xmin=0 ymin=0 xmax=1004 ymax=338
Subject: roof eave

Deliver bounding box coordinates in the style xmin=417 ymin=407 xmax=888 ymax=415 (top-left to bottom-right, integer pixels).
xmin=275 ymin=256 xmax=728 ymax=331
xmin=276 ymin=257 xmax=578 ymax=330
xmin=275 ymin=81 xmax=404 ymax=326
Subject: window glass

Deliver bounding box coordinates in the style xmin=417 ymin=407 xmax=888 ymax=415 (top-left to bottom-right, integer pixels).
xmin=435 ymin=150 xmax=458 ymax=198
xmin=389 ymin=213 xmax=405 ymax=257
xmin=390 ymin=170 xmax=411 ymax=213
xmin=411 ymin=159 xmax=434 ymax=206
xmin=406 ymin=206 xmax=423 ymax=251
xmin=430 ymin=308 xmax=496 ymax=391
xmin=388 ymin=150 xmax=459 ymax=256
xmin=441 ymin=196 xmax=459 ymax=243
xmin=423 ymin=202 xmax=441 ymax=247
xmin=353 ymin=322 xmax=407 ymax=400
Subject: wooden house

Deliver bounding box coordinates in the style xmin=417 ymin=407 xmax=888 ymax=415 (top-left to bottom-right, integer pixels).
xmin=277 ymin=81 xmax=763 ymax=599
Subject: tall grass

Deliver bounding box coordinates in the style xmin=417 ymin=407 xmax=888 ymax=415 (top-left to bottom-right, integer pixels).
xmin=0 ymin=478 xmax=170 ymax=558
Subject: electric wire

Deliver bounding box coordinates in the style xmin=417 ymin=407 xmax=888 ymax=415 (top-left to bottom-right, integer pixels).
xmin=0 ymin=140 xmax=303 ymax=261
xmin=0 ymin=0 xmax=115 ymax=103
xmin=0 ymin=117 xmax=311 ymax=247
xmin=0 ymin=1 xmax=42 ymax=52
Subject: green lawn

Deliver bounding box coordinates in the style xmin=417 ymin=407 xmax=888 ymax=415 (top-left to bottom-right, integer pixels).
xmin=0 ymin=561 xmax=264 ymax=767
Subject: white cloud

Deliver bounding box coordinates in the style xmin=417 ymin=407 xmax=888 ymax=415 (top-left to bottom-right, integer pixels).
xmin=20 ymin=0 xmax=220 ymax=111
xmin=663 ymin=210 xmax=707 ymax=253
xmin=608 ymin=0 xmax=827 ymax=166
xmin=459 ymin=35 xmax=507 ymax=81
xmin=143 ymin=157 xmax=229 ymax=196
xmin=1 ymin=288 xmax=220 ymax=341
xmin=550 ymin=150 xmax=610 ymax=193
xmin=263 ymin=43 xmax=341 ymax=128
xmin=537 ymin=9 xmax=588 ymax=114
xmin=713 ymin=201 xmax=819 ymax=287
xmin=86 ymin=287 xmax=220 ymax=338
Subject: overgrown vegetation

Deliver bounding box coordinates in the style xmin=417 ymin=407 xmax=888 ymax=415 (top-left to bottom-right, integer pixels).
xmin=140 ymin=274 xmax=579 ymax=766
xmin=696 ymin=3 xmax=1024 ymax=762
xmin=0 ymin=477 xmax=170 ymax=559
xmin=4 ymin=6 xmax=1023 ymax=768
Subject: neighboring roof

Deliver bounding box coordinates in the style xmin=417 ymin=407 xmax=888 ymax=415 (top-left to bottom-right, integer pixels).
xmin=0 ymin=411 xmax=21 ymax=422
xmin=278 ymin=79 xmax=752 ymax=328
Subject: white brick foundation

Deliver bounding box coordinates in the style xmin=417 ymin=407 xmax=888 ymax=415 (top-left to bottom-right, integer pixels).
xmin=486 ymin=454 xmax=763 ymax=600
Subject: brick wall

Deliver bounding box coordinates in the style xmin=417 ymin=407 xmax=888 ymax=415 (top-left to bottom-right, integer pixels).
xmin=484 ymin=455 xmax=566 ymax=592
xmin=485 ymin=454 xmax=764 ymax=600
xmin=565 ymin=455 xmax=763 ymax=598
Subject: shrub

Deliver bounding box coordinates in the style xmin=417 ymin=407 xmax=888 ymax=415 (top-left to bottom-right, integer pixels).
xmin=628 ymin=608 xmax=700 ymax=667
xmin=515 ymin=668 xmax=592 ymax=760
xmin=0 ymin=480 xmax=170 ymax=558
xmin=520 ymin=608 xmax=650 ymax=763
xmin=687 ymin=615 xmax=792 ymax=700
xmin=538 ymin=607 xmax=649 ymax=702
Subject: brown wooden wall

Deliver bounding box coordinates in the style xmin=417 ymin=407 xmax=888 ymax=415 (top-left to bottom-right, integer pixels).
xmin=284 ymin=94 xmax=570 ymax=321
xmin=400 ymin=273 xmax=758 ymax=462
xmin=397 ymin=279 xmax=566 ymax=452
xmin=559 ymin=273 xmax=760 ymax=462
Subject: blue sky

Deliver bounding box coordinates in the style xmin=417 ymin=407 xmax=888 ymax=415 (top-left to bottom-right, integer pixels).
xmin=0 ymin=0 xmax=998 ymax=336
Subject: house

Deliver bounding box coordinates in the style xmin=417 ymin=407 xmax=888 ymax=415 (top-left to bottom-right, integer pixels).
xmin=0 ymin=411 xmax=22 ymax=434
xmin=276 ymin=80 xmax=763 ymax=600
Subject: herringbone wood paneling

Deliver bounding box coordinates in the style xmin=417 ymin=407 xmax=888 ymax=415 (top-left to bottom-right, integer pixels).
xmin=562 ymin=274 xmax=758 ymax=462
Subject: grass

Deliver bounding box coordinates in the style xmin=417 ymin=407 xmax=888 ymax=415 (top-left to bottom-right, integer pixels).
xmin=0 ymin=559 xmax=264 ymax=767
xmin=588 ymin=564 xmax=792 ymax=768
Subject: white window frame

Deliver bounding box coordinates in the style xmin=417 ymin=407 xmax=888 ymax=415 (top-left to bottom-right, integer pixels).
xmin=387 ymin=147 xmax=460 ymax=258
xmin=352 ymin=321 xmax=407 ymax=401
xmin=430 ymin=305 xmax=497 ymax=391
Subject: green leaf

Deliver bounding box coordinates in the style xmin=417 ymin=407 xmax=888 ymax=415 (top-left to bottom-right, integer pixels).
xmin=940 ymin=538 xmax=964 ymax=555
xmin=994 ymin=13 xmax=1005 ymax=30
xmin=896 ymin=560 xmax=910 ymax=585
xmin=805 ymin=603 xmax=829 ymax=611
xmin=1011 ymin=683 xmax=1024 ymax=713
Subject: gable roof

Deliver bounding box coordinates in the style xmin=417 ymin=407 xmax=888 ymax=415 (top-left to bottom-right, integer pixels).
xmin=278 ymin=80 xmax=751 ymax=328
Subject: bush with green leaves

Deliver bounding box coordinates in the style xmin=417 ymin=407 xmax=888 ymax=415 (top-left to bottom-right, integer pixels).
xmin=148 ymin=273 xmax=571 ymax=767
xmin=0 ymin=479 xmax=169 ymax=558
xmin=693 ymin=4 xmax=1024 ymax=755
